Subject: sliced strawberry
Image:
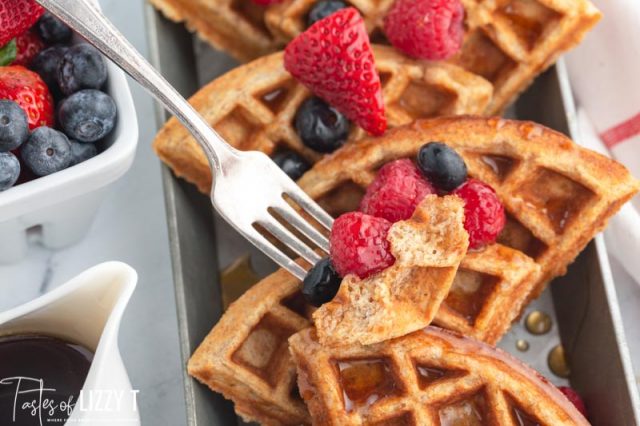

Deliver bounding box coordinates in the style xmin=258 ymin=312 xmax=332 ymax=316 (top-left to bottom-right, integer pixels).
xmin=0 ymin=0 xmax=44 ymax=47
xmin=0 ymin=65 xmax=54 ymax=129
xmin=284 ymin=7 xmax=387 ymax=136
xmin=14 ymin=29 xmax=44 ymax=66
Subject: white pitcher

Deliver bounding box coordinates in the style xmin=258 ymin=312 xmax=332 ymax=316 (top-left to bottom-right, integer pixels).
xmin=0 ymin=262 xmax=140 ymax=426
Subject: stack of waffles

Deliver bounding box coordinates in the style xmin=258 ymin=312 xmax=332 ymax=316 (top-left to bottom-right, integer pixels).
xmin=182 ymin=117 xmax=638 ymax=424
xmin=149 ymin=0 xmax=601 ymax=113
xmin=149 ymin=1 xmax=640 ymax=424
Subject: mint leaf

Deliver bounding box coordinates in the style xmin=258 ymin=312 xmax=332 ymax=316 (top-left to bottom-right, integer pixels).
xmin=0 ymin=39 xmax=17 ymax=66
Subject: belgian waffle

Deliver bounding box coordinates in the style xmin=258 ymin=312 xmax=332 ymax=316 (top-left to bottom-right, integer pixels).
xmin=152 ymin=45 xmax=493 ymax=194
xmin=266 ymin=0 xmax=601 ymax=114
xmin=289 ymin=326 xmax=590 ymax=425
xmin=149 ymin=0 xmax=600 ymax=114
xmin=314 ymin=195 xmax=469 ymax=347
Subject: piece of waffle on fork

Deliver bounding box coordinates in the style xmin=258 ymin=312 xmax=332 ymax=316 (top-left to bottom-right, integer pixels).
xmin=313 ymin=194 xmax=469 ymax=347
xmin=152 ymin=45 xmax=493 ymax=194
xmin=288 ymin=326 xmax=590 ymax=425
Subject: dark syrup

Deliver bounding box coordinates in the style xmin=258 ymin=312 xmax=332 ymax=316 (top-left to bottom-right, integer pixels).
xmin=0 ymin=335 xmax=93 ymax=425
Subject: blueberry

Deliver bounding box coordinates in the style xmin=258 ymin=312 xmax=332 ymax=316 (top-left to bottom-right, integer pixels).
xmin=0 ymin=152 xmax=20 ymax=191
xmin=69 ymin=139 xmax=98 ymax=166
xmin=58 ymin=89 xmax=117 ymax=142
xmin=272 ymin=151 xmax=310 ymax=181
xmin=307 ymin=0 xmax=348 ymax=27
xmin=58 ymin=44 xmax=108 ymax=95
xmin=36 ymin=12 xmax=72 ymax=44
xmin=302 ymin=258 xmax=342 ymax=307
xmin=417 ymin=142 xmax=467 ymax=191
xmin=21 ymin=127 xmax=72 ymax=176
xmin=295 ymin=97 xmax=350 ymax=153
xmin=30 ymin=46 xmax=68 ymax=97
xmin=0 ymin=100 xmax=29 ymax=152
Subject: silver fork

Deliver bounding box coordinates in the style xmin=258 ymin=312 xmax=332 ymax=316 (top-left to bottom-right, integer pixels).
xmin=38 ymin=0 xmax=333 ymax=280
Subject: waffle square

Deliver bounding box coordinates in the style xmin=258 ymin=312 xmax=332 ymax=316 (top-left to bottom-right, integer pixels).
xmin=288 ymin=326 xmax=589 ymax=425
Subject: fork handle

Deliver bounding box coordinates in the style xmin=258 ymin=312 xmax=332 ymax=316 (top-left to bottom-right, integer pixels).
xmin=36 ymin=0 xmax=235 ymax=173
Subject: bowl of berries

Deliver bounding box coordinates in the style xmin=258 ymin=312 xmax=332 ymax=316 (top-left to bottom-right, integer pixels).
xmin=0 ymin=0 xmax=138 ymax=263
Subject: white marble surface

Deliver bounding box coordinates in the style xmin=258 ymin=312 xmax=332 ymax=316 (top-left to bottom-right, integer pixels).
xmin=0 ymin=1 xmax=639 ymax=426
xmin=0 ymin=1 xmax=186 ymax=425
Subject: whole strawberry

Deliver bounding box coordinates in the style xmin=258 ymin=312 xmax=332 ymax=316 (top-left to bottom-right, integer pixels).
xmin=0 ymin=0 xmax=45 ymax=47
xmin=0 ymin=66 xmax=54 ymax=129
xmin=284 ymin=7 xmax=387 ymax=136
xmin=13 ymin=29 xmax=44 ymax=66
xmin=384 ymin=0 xmax=464 ymax=60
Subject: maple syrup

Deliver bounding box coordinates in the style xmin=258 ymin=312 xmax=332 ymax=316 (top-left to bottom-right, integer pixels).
xmin=548 ymin=345 xmax=570 ymax=378
xmin=439 ymin=393 xmax=486 ymax=426
xmin=516 ymin=339 xmax=530 ymax=352
xmin=337 ymin=359 xmax=399 ymax=412
xmin=0 ymin=335 xmax=93 ymax=425
xmin=525 ymin=310 xmax=552 ymax=335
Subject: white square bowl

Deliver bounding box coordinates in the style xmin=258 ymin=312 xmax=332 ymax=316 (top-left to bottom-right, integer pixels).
xmin=0 ymin=39 xmax=138 ymax=263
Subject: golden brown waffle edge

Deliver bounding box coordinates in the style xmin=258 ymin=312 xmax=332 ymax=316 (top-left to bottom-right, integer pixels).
xmin=289 ymin=326 xmax=590 ymax=425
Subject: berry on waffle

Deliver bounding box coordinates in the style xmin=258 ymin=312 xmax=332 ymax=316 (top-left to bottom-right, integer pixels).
xmin=153 ymin=45 xmax=493 ymax=194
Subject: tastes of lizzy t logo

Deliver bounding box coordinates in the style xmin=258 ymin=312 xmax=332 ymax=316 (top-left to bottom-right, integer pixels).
xmin=0 ymin=377 xmax=139 ymax=425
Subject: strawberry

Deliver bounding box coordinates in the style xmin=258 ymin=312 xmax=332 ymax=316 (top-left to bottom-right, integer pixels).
xmin=0 ymin=65 xmax=54 ymax=129
xmin=0 ymin=0 xmax=45 ymax=47
xmin=13 ymin=29 xmax=44 ymax=66
xmin=284 ymin=7 xmax=387 ymax=136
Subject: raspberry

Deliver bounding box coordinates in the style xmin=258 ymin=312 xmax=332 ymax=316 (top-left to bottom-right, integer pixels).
xmin=558 ymin=386 xmax=588 ymax=417
xmin=284 ymin=8 xmax=387 ymax=136
xmin=453 ymin=178 xmax=505 ymax=249
xmin=330 ymin=212 xmax=395 ymax=279
xmin=360 ymin=159 xmax=435 ymax=222
xmin=383 ymin=0 xmax=464 ymax=60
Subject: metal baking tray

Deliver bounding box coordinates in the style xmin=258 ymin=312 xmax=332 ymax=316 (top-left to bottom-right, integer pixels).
xmin=144 ymin=5 xmax=640 ymax=425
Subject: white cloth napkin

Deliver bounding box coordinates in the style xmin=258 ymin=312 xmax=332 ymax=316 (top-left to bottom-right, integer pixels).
xmin=566 ymin=0 xmax=640 ymax=285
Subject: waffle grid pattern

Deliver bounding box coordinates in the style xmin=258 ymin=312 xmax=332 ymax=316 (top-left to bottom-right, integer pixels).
xmin=148 ymin=0 xmax=601 ymax=114
xmin=266 ymin=0 xmax=601 ymax=113
xmin=153 ymin=46 xmax=493 ymax=194
xmin=289 ymin=327 xmax=589 ymax=425
xmin=188 ymin=270 xmax=313 ymax=425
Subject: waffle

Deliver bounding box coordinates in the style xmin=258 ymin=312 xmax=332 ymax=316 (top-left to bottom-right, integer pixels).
xmin=188 ymin=268 xmax=312 ymax=425
xmin=148 ymin=0 xmax=279 ymax=62
xmin=289 ymin=326 xmax=590 ymax=425
xmin=149 ymin=0 xmax=600 ymax=114
xmin=152 ymin=45 xmax=493 ymax=194
xmin=266 ymin=0 xmax=601 ymax=114
xmin=315 ymin=195 xmax=469 ymax=347
xmin=297 ymin=116 xmax=639 ymax=310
